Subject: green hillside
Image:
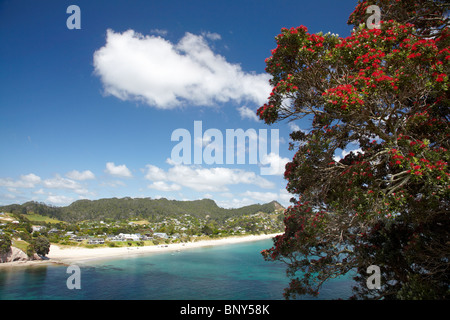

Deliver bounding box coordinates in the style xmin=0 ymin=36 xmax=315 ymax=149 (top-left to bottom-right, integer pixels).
xmin=0 ymin=198 xmax=284 ymax=223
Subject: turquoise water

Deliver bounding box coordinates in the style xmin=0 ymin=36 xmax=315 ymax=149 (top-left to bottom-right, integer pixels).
xmin=0 ymin=239 xmax=355 ymax=300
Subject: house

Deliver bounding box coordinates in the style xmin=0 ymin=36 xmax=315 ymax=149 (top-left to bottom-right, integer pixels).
xmin=32 ymin=226 xmax=45 ymax=232
xmin=74 ymin=236 xmax=89 ymax=242
xmin=88 ymin=238 xmax=105 ymax=245
xmin=109 ymin=233 xmax=141 ymax=241
xmin=108 ymin=235 xmax=123 ymax=241
xmin=153 ymin=232 xmax=168 ymax=239
xmin=120 ymin=233 xmax=141 ymax=241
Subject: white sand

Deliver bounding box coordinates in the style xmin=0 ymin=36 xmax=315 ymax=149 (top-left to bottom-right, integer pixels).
xmin=43 ymin=233 xmax=280 ymax=265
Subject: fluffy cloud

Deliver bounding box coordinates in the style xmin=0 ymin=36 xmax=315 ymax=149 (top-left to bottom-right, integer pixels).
xmin=0 ymin=172 xmax=95 ymax=205
xmin=0 ymin=173 xmax=41 ymax=188
xmin=43 ymin=175 xmax=79 ymax=189
xmin=217 ymin=188 xmax=295 ymax=209
xmin=288 ymin=122 xmax=301 ymax=132
xmin=105 ymin=162 xmax=133 ymax=178
xmin=237 ymin=106 xmax=259 ymax=122
xmin=278 ymin=188 xmax=295 ymax=205
xmin=144 ymin=164 xmax=167 ymax=181
xmin=42 ymin=175 xmax=89 ymax=195
xmin=144 ymin=161 xmax=274 ymax=192
xmin=46 ymin=194 xmax=75 ymax=205
xmin=260 ymin=152 xmax=290 ymax=176
xmin=93 ymin=29 xmax=271 ymax=109
xmin=201 ymin=31 xmax=221 ymax=41
xmin=147 ymin=181 xmax=181 ymax=192
xmin=216 ymin=197 xmax=258 ymax=209
xmin=65 ymin=170 xmax=95 ymax=181
xmin=240 ymin=190 xmax=279 ymax=201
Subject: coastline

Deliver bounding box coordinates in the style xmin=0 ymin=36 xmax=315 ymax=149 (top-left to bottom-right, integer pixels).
xmin=0 ymin=233 xmax=280 ymax=268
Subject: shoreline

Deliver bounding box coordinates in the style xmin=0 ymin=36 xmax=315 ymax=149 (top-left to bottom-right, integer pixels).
xmin=0 ymin=233 xmax=280 ymax=268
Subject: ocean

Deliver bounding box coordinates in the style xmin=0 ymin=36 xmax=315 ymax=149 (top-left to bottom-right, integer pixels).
xmin=0 ymin=238 xmax=355 ymax=300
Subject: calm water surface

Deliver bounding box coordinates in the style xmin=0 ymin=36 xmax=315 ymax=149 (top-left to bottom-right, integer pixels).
xmin=0 ymin=239 xmax=355 ymax=300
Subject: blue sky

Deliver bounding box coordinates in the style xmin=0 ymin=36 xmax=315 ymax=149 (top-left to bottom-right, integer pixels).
xmin=0 ymin=0 xmax=357 ymax=208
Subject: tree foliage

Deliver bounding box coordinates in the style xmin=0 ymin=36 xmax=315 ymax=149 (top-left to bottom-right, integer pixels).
xmin=30 ymin=236 xmax=50 ymax=257
xmin=0 ymin=233 xmax=12 ymax=255
xmin=260 ymin=0 xmax=449 ymax=299
xmin=0 ymin=198 xmax=283 ymax=224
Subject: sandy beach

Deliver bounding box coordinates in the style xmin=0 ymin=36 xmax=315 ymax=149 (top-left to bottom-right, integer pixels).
xmin=0 ymin=233 xmax=280 ymax=268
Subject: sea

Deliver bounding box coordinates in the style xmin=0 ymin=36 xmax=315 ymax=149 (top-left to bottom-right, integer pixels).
xmin=0 ymin=238 xmax=356 ymax=300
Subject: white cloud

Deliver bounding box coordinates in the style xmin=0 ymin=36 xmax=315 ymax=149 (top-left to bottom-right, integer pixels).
xmin=33 ymin=188 xmax=45 ymax=195
xmin=105 ymin=162 xmax=133 ymax=178
xmin=144 ymin=162 xmax=274 ymax=192
xmin=216 ymin=197 xmax=256 ymax=209
xmin=194 ymin=132 xmax=213 ymax=148
xmin=0 ymin=173 xmax=41 ymax=188
xmin=240 ymin=190 xmax=278 ymax=201
xmin=150 ymin=28 xmax=168 ymax=36
xmin=288 ymin=122 xmax=301 ymax=132
xmin=22 ymin=173 xmax=41 ymax=185
xmin=220 ymin=192 xmax=234 ymax=198
xmin=93 ymin=29 xmax=271 ymax=109
xmin=144 ymin=164 xmax=167 ymax=181
xmin=66 ymin=170 xmax=95 ymax=181
xmin=260 ymin=152 xmax=290 ymax=176
xmin=217 ymin=188 xmax=294 ymax=209
xmin=42 ymin=175 xmax=79 ymax=190
xmin=278 ymin=188 xmax=295 ymax=207
xmin=237 ymin=106 xmax=259 ymax=122
xmin=201 ymin=31 xmax=221 ymax=41
xmin=148 ymin=181 xmax=181 ymax=192
xmin=46 ymin=194 xmax=74 ymax=205
xmin=42 ymin=175 xmax=89 ymax=195
xmin=288 ymin=122 xmax=310 ymax=136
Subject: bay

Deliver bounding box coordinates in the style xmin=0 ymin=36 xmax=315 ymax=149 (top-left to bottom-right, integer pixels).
xmin=0 ymin=239 xmax=355 ymax=300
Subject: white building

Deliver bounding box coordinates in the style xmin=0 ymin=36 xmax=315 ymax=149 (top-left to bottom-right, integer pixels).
xmin=32 ymin=226 xmax=45 ymax=232
xmin=153 ymin=232 xmax=168 ymax=239
xmin=119 ymin=233 xmax=141 ymax=241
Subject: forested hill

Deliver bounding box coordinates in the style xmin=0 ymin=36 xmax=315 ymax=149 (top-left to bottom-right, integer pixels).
xmin=0 ymin=198 xmax=285 ymax=223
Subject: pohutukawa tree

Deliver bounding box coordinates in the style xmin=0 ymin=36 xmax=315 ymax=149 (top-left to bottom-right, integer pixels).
xmin=260 ymin=0 xmax=449 ymax=299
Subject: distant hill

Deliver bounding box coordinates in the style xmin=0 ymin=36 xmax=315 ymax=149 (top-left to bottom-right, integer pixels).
xmin=0 ymin=198 xmax=285 ymax=223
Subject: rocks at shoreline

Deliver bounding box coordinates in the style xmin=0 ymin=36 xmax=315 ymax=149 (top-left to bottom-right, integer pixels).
xmin=0 ymin=246 xmax=43 ymax=263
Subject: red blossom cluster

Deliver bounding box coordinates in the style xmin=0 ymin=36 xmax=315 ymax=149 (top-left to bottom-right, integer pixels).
xmin=390 ymin=135 xmax=449 ymax=181
xmin=259 ymin=20 xmax=448 ymax=125
xmin=322 ymin=84 xmax=364 ymax=110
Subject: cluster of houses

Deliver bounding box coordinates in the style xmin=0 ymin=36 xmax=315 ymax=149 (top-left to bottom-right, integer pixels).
xmin=68 ymin=232 xmax=170 ymax=245
xmin=1 ymin=210 xmax=283 ymax=247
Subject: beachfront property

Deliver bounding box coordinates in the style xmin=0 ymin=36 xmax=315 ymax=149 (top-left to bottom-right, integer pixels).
xmin=153 ymin=232 xmax=168 ymax=239
xmin=87 ymin=238 xmax=105 ymax=245
xmin=109 ymin=233 xmax=142 ymax=241
xmin=72 ymin=235 xmax=90 ymax=242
